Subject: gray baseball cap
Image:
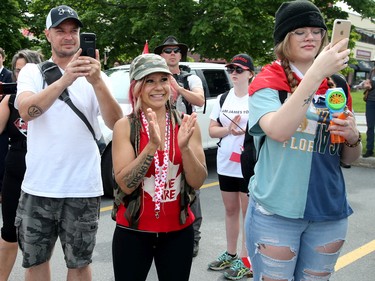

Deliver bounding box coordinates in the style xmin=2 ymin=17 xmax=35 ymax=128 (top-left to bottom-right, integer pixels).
xmin=129 ymin=54 xmax=172 ymax=81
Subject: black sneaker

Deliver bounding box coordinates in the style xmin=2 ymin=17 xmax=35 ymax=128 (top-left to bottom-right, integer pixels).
xmin=363 ymin=151 xmax=374 ymax=158
xmin=340 ymin=161 xmax=351 ymax=169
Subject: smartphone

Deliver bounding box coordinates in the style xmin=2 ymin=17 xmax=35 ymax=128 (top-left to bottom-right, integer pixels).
xmin=80 ymin=32 xmax=96 ymax=58
xmin=0 ymin=82 xmax=17 ymax=95
xmin=331 ymin=19 xmax=351 ymax=51
xmin=222 ymin=112 xmax=246 ymax=133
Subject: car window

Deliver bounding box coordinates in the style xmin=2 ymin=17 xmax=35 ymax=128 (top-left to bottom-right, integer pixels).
xmin=202 ymin=69 xmax=231 ymax=98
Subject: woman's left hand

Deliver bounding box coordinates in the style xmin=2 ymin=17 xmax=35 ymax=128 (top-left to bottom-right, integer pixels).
xmin=329 ymin=111 xmax=360 ymax=144
xmin=178 ymin=112 xmax=197 ymax=149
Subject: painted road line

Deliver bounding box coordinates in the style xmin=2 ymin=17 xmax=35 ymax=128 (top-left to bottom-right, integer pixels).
xmin=335 ymin=240 xmax=375 ymax=271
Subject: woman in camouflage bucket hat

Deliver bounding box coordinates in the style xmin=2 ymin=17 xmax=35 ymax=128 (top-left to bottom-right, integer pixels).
xmin=111 ymin=54 xmax=207 ymax=280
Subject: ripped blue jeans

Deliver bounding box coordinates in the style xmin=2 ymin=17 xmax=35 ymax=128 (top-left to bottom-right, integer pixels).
xmin=245 ymin=197 xmax=348 ymax=281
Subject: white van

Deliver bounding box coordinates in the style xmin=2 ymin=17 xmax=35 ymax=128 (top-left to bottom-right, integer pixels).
xmin=100 ymin=62 xmax=232 ymax=196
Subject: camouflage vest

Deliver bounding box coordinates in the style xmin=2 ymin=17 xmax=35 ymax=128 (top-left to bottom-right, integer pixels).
xmin=111 ymin=109 xmax=196 ymax=229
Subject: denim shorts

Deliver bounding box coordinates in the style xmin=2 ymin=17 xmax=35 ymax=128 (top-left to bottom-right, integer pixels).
xmin=15 ymin=191 xmax=100 ymax=268
xmin=245 ymin=197 xmax=348 ymax=281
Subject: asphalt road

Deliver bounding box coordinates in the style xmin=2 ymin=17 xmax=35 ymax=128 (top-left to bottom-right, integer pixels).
xmin=4 ymin=152 xmax=375 ymax=281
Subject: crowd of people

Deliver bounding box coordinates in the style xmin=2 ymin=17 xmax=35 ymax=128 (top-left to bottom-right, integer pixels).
xmin=0 ymin=0 xmax=366 ymax=280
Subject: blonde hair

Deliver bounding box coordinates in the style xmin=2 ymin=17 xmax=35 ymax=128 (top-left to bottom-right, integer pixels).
xmin=128 ymin=75 xmax=176 ymax=117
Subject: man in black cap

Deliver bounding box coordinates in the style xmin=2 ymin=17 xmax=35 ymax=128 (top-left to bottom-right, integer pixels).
xmin=154 ymin=35 xmax=204 ymax=257
xmin=14 ymin=5 xmax=122 ymax=281
xmin=154 ymin=36 xmax=205 ymax=114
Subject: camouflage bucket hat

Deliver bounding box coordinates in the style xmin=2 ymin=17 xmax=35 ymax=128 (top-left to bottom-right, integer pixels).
xmin=129 ymin=54 xmax=172 ymax=81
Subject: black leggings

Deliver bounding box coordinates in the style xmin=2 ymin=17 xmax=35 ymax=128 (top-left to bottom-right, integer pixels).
xmin=112 ymin=224 xmax=194 ymax=281
xmin=1 ymin=148 xmax=26 ymax=242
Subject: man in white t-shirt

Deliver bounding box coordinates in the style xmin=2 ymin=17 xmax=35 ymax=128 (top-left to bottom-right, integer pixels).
xmin=154 ymin=36 xmax=204 ymax=257
xmin=14 ymin=5 xmax=122 ymax=281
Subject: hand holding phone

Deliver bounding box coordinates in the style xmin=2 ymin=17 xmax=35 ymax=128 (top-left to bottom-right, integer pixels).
xmin=331 ymin=19 xmax=351 ymax=52
xmin=80 ymin=32 xmax=96 ymax=58
xmin=0 ymin=82 xmax=17 ymax=95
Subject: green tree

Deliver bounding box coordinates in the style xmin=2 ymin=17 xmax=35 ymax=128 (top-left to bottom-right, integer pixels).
xmin=5 ymin=0 xmax=375 ymax=67
xmin=0 ymin=0 xmax=30 ymax=68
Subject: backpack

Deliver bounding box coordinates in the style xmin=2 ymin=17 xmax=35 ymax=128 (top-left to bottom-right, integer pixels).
xmin=173 ymin=71 xmax=193 ymax=114
xmin=216 ymin=90 xmax=287 ymax=186
xmin=173 ymin=65 xmax=207 ymax=114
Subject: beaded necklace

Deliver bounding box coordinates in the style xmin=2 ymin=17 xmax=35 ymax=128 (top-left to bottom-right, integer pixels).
xmin=141 ymin=111 xmax=170 ymax=218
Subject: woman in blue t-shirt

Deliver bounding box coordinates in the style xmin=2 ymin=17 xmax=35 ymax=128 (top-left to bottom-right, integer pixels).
xmin=245 ymin=1 xmax=361 ymax=280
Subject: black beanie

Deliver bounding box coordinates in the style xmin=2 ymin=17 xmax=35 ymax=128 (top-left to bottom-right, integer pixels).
xmin=273 ymin=0 xmax=327 ymax=46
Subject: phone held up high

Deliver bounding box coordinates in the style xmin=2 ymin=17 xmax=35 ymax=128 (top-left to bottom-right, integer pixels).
xmin=80 ymin=32 xmax=96 ymax=58
xmin=330 ymin=19 xmax=351 ymax=52
xmin=0 ymin=82 xmax=17 ymax=96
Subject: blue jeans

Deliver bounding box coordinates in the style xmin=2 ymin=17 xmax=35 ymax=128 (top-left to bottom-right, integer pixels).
xmin=365 ymin=100 xmax=375 ymax=152
xmin=245 ymin=197 xmax=348 ymax=281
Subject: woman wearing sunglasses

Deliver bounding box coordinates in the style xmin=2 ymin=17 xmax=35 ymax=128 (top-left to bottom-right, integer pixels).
xmin=245 ymin=1 xmax=360 ymax=280
xmin=208 ymin=54 xmax=254 ymax=280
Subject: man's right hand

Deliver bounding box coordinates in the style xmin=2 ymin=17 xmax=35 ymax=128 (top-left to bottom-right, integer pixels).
xmin=61 ymin=49 xmax=92 ymax=88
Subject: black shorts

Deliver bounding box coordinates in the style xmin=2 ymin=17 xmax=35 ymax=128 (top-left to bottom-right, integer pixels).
xmin=218 ymin=174 xmax=248 ymax=193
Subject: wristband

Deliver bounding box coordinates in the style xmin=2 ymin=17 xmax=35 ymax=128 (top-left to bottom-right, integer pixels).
xmin=344 ymin=132 xmax=361 ymax=147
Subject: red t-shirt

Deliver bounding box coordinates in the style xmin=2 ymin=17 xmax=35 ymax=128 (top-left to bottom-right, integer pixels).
xmin=116 ymin=121 xmax=195 ymax=232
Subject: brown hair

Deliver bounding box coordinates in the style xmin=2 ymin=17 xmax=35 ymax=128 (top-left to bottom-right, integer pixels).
xmin=11 ymin=49 xmax=44 ymax=80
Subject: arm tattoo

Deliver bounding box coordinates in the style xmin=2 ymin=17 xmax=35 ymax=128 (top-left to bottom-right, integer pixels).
xmin=123 ymin=154 xmax=154 ymax=189
xmin=28 ymin=105 xmax=43 ymax=117
xmin=302 ymin=93 xmax=314 ymax=107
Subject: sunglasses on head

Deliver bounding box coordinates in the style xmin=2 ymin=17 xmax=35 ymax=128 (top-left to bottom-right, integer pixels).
xmin=162 ymin=47 xmax=181 ymax=54
xmin=226 ymin=66 xmax=247 ymax=74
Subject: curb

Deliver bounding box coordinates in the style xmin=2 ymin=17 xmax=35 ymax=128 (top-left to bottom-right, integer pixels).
xmin=351 ymin=156 xmax=375 ymax=169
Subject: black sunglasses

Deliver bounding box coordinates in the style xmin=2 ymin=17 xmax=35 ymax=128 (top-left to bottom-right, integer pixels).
xmin=162 ymin=47 xmax=181 ymax=54
xmin=226 ymin=66 xmax=247 ymax=74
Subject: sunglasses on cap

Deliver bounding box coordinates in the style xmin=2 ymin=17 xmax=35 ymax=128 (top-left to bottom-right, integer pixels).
xmin=226 ymin=66 xmax=248 ymax=74
xmin=162 ymin=47 xmax=181 ymax=54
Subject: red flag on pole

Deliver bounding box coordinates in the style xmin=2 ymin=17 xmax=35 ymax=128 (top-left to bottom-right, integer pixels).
xmin=142 ymin=40 xmax=149 ymax=54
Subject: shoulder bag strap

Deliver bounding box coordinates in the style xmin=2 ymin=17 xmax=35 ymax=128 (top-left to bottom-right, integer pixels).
xmin=37 ymin=62 xmax=97 ymax=141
